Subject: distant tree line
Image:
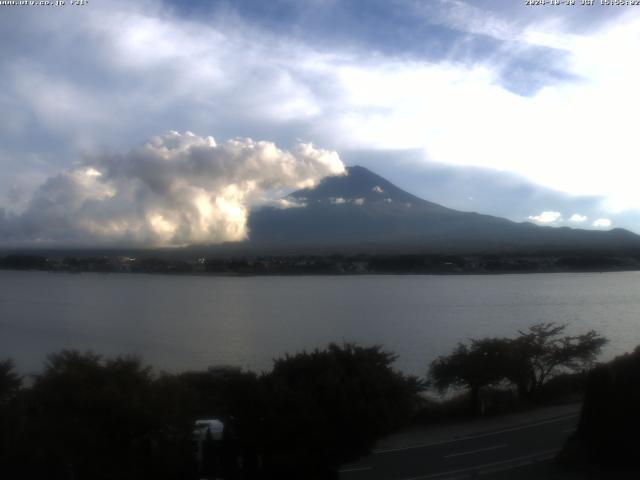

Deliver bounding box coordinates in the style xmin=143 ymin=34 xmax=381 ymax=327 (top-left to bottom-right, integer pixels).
xmin=3 ymin=252 xmax=640 ymax=275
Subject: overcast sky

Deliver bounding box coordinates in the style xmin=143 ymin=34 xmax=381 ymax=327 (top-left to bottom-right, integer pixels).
xmin=2 ymin=0 xmax=639 ymax=246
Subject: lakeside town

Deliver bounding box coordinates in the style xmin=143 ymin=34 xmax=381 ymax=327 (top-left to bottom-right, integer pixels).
xmin=3 ymin=251 xmax=640 ymax=275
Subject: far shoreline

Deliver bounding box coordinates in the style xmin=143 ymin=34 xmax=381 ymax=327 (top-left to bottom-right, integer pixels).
xmin=3 ymin=266 xmax=640 ymax=278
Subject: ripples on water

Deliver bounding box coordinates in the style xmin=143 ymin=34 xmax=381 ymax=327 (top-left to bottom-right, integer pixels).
xmin=1 ymin=270 xmax=639 ymax=375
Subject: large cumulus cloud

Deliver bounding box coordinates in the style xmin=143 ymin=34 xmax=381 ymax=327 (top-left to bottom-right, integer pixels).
xmin=0 ymin=132 xmax=345 ymax=247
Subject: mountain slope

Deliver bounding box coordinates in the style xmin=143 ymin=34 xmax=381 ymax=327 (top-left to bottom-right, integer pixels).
xmin=247 ymin=166 xmax=640 ymax=254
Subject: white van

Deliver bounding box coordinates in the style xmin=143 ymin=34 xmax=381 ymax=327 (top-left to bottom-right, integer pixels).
xmin=193 ymin=418 xmax=224 ymax=468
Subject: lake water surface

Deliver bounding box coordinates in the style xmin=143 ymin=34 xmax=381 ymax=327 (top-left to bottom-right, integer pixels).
xmin=1 ymin=270 xmax=640 ymax=375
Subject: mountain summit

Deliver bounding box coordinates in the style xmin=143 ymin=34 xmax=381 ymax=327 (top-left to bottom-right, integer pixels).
xmin=247 ymin=166 xmax=640 ymax=253
xmin=288 ymin=165 xmax=440 ymax=208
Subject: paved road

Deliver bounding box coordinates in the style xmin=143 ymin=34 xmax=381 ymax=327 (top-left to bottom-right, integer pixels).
xmin=340 ymin=413 xmax=579 ymax=480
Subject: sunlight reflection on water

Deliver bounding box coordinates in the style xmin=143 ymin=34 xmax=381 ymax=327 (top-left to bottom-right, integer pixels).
xmin=1 ymin=270 xmax=639 ymax=376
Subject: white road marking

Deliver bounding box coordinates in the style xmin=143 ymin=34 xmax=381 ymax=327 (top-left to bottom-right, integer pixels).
xmin=399 ymin=449 xmax=560 ymax=480
xmin=339 ymin=465 xmax=372 ymax=473
xmin=374 ymin=413 xmax=579 ymax=454
xmin=443 ymin=443 xmax=507 ymax=458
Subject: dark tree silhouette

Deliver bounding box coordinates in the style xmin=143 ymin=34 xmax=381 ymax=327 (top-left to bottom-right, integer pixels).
xmin=508 ymin=323 xmax=608 ymax=400
xmin=429 ymin=324 xmax=608 ymax=412
xmin=261 ymin=343 xmax=424 ymax=478
xmin=0 ymin=359 xmax=22 ymax=473
xmin=6 ymin=350 xmax=197 ymax=480
xmin=429 ymin=338 xmax=512 ymax=414
xmin=0 ymin=359 xmax=21 ymax=404
xmin=561 ymin=345 xmax=640 ymax=470
xmin=173 ymin=366 xmax=264 ymax=478
xmin=1 ymin=344 xmax=421 ymax=480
